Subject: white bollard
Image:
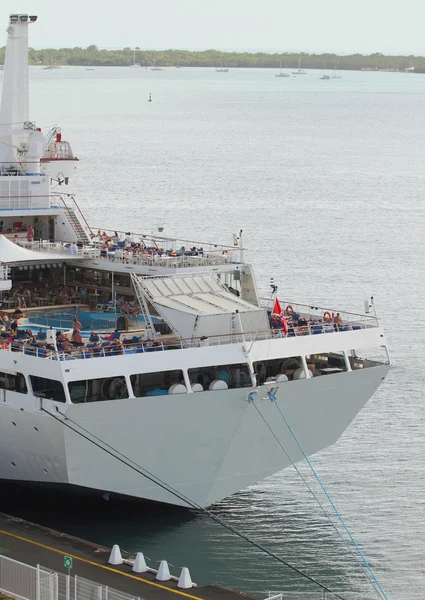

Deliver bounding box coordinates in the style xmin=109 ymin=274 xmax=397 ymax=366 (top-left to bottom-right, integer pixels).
xmin=177 ymin=567 xmax=193 ymax=589
xmin=156 ymin=560 xmax=171 ymax=581
xmin=108 ymin=544 xmax=123 ymax=565
xmin=132 ymin=552 xmax=148 ymax=573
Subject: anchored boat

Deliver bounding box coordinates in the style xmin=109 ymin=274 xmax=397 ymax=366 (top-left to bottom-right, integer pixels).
xmin=0 ymin=14 xmax=390 ymax=508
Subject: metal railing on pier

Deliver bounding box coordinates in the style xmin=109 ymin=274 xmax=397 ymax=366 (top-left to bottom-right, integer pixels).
xmin=266 ymin=593 xmax=368 ymax=600
xmin=0 ymin=553 xmax=142 ymax=600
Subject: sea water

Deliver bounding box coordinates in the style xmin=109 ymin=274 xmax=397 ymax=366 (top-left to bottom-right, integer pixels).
xmin=0 ymin=66 xmax=424 ymax=599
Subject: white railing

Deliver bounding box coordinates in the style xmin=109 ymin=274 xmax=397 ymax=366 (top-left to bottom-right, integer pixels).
xmin=0 ymin=264 xmax=11 ymax=280
xmin=266 ymin=592 xmax=369 ymax=600
xmin=1 ymin=317 xmax=381 ymax=362
xmin=0 ymin=554 xmax=37 ymax=600
xmin=0 ymin=553 xmax=142 ymax=600
xmin=262 ymin=298 xmax=378 ymax=329
xmin=16 ymin=240 xmax=239 ymax=268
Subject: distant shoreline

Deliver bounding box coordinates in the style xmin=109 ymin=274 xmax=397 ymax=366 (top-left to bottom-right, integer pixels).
xmin=1 ymin=48 xmax=425 ymax=73
xmin=24 ymin=65 xmax=421 ymax=73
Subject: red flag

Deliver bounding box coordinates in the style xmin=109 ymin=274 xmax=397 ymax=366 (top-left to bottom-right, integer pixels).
xmin=272 ymin=298 xmax=288 ymax=335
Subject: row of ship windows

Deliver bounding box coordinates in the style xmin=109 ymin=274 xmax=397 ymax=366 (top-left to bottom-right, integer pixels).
xmin=0 ymin=352 xmax=379 ymax=403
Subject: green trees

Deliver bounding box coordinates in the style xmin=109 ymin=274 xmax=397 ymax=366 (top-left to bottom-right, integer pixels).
xmin=0 ymin=45 xmax=423 ymax=71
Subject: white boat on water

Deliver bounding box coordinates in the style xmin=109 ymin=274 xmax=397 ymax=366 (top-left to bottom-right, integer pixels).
xmin=216 ymin=56 xmax=229 ymax=72
xmin=275 ymin=61 xmax=289 ymax=77
xmin=0 ymin=14 xmax=390 ymax=508
xmin=129 ymin=50 xmax=140 ymax=68
xmin=292 ymin=55 xmax=307 ymax=75
xmin=150 ymin=59 xmax=163 ymax=71
xmin=319 ymin=63 xmax=331 ymax=80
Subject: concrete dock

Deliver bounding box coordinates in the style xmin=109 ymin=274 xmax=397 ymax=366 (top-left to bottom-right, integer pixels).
xmin=0 ymin=512 xmax=257 ymax=600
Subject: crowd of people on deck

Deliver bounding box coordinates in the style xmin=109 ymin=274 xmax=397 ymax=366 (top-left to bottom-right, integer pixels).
xmin=0 ymin=283 xmax=92 ymax=309
xmin=89 ymin=230 xmax=209 ymax=260
xmin=0 ymin=312 xmax=168 ymax=359
xmin=269 ymin=309 xmax=344 ymax=336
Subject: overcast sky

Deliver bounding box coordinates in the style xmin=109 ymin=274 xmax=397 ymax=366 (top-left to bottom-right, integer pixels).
xmin=2 ymin=0 xmax=425 ymax=55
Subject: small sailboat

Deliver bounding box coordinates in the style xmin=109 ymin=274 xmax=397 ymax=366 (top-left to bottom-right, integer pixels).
xmin=216 ymin=56 xmax=229 ymax=72
xmin=275 ymin=61 xmax=290 ymax=78
xmin=129 ymin=49 xmax=141 ymax=68
xmin=331 ymin=68 xmax=342 ymax=79
xmin=292 ymin=55 xmax=306 ymax=75
xmin=319 ymin=63 xmax=330 ymax=80
xmin=151 ymin=58 xmax=163 ymax=71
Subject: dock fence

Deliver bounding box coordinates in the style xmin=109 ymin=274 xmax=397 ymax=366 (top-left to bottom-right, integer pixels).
xmin=0 ymin=554 xmax=142 ymax=600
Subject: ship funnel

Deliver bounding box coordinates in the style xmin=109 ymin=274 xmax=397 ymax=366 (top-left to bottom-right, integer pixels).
xmin=0 ymin=14 xmax=37 ymax=168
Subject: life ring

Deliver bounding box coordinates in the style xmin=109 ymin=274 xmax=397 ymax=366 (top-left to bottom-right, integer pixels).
xmin=285 ymin=305 xmax=294 ymax=315
xmin=323 ymin=311 xmax=332 ymax=321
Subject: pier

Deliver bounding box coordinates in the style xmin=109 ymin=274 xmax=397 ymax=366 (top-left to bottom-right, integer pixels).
xmin=0 ymin=513 xmax=257 ymax=600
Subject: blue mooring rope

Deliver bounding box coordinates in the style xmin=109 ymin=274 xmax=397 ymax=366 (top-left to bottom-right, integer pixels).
xmin=268 ymin=393 xmax=389 ymax=600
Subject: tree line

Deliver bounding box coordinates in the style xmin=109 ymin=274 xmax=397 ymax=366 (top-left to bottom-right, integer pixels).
xmin=0 ymin=46 xmax=423 ymax=71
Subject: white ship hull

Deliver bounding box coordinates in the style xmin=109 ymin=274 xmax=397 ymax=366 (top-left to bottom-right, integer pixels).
xmin=0 ymin=354 xmax=388 ymax=507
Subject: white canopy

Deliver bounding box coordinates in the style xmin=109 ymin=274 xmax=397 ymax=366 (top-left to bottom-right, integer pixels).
xmin=135 ymin=273 xmax=269 ymax=340
xmin=0 ymin=235 xmax=79 ymax=265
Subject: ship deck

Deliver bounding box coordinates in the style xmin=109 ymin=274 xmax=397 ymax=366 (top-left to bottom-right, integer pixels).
xmin=0 ymin=512 xmax=257 ymax=600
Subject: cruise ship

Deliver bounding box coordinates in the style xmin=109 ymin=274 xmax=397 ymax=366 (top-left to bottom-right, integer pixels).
xmin=0 ymin=14 xmax=390 ymax=508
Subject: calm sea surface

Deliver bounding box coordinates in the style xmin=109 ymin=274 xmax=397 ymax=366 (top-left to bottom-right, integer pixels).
xmin=1 ymin=67 xmax=424 ymax=599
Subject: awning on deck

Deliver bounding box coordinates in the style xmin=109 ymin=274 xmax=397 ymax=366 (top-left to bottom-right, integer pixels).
xmin=0 ymin=235 xmax=80 ymax=266
xmin=135 ymin=273 xmax=269 ymax=340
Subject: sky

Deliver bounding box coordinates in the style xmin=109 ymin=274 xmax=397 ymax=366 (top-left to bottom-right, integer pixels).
xmin=2 ymin=0 xmax=425 ymax=56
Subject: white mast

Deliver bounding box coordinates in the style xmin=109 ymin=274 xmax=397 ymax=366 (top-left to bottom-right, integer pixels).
xmin=0 ymin=14 xmax=37 ymax=169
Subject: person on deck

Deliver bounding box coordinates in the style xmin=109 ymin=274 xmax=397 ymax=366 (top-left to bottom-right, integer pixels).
xmin=72 ymin=328 xmax=84 ymax=347
xmin=26 ymin=225 xmax=34 ymax=242
xmin=0 ymin=313 xmax=11 ymax=331
xmin=9 ymin=319 xmax=19 ymax=336
xmin=333 ymin=313 xmax=343 ymax=331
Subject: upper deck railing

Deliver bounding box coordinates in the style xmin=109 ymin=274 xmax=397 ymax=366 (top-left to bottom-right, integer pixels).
xmin=261 ymin=297 xmax=378 ymax=329
xmin=1 ymin=316 xmax=380 ymax=362
xmin=16 ymin=239 xmax=240 ymax=268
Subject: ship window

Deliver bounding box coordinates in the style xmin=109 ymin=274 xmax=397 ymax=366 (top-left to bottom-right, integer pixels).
xmin=30 ymin=376 xmax=66 ymax=403
xmin=130 ymin=370 xmax=184 ymax=397
xmin=68 ymin=376 xmax=129 ymax=403
xmin=306 ymin=352 xmax=347 ymax=376
xmin=0 ymin=371 xmax=28 ymax=394
xmin=253 ymin=356 xmax=302 ymax=383
xmin=188 ymin=363 xmax=252 ymax=391
xmin=349 ymin=346 xmax=389 ymax=370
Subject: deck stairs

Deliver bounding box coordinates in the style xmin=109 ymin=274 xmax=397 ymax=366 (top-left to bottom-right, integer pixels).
xmin=66 ymin=209 xmax=91 ymax=243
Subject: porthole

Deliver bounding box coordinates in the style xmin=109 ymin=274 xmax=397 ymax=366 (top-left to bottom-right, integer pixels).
xmin=11 ymin=462 xmax=16 ymax=467
xmin=12 ymin=421 xmax=16 ymax=427
xmin=43 ymin=468 xmax=48 ymax=474
xmin=34 ymin=426 xmax=39 ymax=432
